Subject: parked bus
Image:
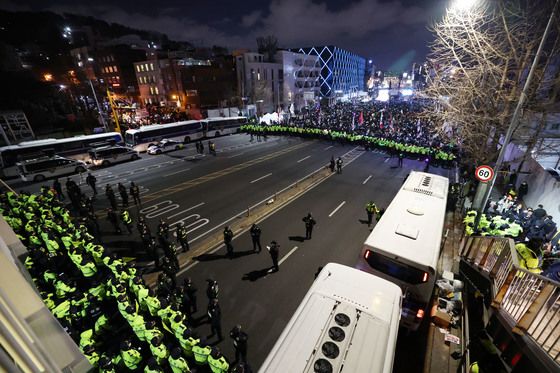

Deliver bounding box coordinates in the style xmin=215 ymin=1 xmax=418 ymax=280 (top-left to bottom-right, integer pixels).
xmin=259 ymin=263 xmax=402 ymax=373
xmin=124 ymin=116 xmax=247 ymax=152
xmin=0 ymin=132 xmax=123 ymax=178
xmin=356 ymin=171 xmax=449 ymax=331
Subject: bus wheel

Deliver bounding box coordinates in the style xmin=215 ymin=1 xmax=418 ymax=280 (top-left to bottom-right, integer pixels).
xmin=34 ymin=174 xmax=45 ymax=182
xmin=184 ymin=136 xmax=191 ymax=143
xmin=102 ymin=160 xmax=111 ymax=167
xmin=75 ymin=166 xmax=86 ymax=174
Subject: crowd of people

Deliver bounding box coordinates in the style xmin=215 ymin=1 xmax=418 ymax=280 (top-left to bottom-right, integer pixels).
xmin=462 ymin=181 xmax=559 ymax=278
xmin=243 ymin=101 xmax=457 ymax=165
xmin=1 ymin=186 xmax=252 ymax=372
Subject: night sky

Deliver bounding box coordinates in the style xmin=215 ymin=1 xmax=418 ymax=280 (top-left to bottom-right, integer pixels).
xmin=1 ymin=0 xmax=448 ymax=70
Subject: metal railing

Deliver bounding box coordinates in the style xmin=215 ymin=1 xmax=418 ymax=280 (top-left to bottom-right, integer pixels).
xmin=460 ymin=235 xmax=560 ymax=365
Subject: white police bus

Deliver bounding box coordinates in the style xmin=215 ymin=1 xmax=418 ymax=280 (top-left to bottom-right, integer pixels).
xmin=124 ymin=116 xmax=247 ymax=152
xmin=259 ymin=263 xmax=402 ymax=373
xmin=0 ymin=132 xmax=123 ymax=178
xmin=357 ymin=171 xmax=449 ymax=331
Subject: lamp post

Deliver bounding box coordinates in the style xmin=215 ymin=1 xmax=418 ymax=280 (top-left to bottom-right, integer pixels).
xmin=471 ymin=0 xmax=559 ymax=230
xmin=89 ymin=80 xmax=108 ymax=132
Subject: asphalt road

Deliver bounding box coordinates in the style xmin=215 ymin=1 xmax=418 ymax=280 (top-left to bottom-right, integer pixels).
xmin=9 ymin=134 xmax=453 ymax=371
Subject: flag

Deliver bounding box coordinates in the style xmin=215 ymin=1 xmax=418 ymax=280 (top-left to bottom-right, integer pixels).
xmin=358 ymin=111 xmax=364 ymax=125
xmin=351 ymin=112 xmax=355 ymax=131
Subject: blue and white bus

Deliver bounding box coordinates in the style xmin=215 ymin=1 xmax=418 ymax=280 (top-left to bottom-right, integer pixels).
xmin=0 ymin=132 xmax=123 ymax=178
xmin=125 ymin=116 xmax=247 ymax=152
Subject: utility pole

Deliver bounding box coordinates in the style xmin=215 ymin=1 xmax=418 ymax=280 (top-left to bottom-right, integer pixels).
xmin=89 ymin=80 xmax=108 ymax=132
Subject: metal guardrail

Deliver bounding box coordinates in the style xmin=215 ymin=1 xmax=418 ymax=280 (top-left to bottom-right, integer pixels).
xmin=460 ymin=235 xmax=560 ymax=365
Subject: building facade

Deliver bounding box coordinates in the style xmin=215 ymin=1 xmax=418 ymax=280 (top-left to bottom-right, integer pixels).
xmin=292 ymin=46 xmax=366 ymax=98
xmin=134 ymin=56 xmax=237 ymax=112
xmin=236 ymin=50 xmax=319 ymax=114
xmin=97 ymin=45 xmax=146 ymax=97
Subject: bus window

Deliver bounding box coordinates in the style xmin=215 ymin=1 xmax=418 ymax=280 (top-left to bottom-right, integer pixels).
xmin=363 ymin=250 xmax=430 ymax=285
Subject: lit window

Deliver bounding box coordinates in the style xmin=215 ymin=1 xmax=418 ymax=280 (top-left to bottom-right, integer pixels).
xmin=154 ymin=87 xmax=159 ymax=94
xmin=113 ymin=66 xmax=118 ymax=72
xmin=141 ymin=65 xmax=145 ymax=72
xmin=144 ymin=63 xmax=149 ymax=71
xmin=150 ymin=63 xmax=154 ymax=71
xmin=136 ymin=65 xmax=141 ymax=72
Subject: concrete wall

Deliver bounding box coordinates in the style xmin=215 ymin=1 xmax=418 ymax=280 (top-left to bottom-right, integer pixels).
xmin=504 ymin=143 xmax=560 ymax=223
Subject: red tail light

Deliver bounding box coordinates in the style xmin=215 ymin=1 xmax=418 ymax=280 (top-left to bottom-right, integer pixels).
xmin=416 ymin=309 xmax=425 ymax=319
xmin=422 ymin=272 xmax=429 ymax=283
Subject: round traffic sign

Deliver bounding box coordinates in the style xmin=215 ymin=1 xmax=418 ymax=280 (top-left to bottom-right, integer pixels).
xmin=475 ymin=165 xmax=494 ymax=182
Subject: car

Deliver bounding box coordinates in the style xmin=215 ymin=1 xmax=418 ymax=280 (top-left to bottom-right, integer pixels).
xmin=147 ymin=139 xmax=185 ymax=155
xmin=89 ymin=145 xmax=140 ymax=167
xmin=546 ymin=168 xmax=560 ymax=181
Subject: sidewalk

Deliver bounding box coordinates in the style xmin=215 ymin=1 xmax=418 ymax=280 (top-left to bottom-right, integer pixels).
xmin=423 ymin=208 xmax=463 ymax=373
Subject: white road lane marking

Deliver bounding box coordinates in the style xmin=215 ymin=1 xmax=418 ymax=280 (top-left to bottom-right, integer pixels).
xmin=324 ymin=146 xmax=333 ymax=150
xmin=250 ymin=173 xmax=272 ymax=184
xmin=297 ymin=156 xmax=311 ymax=163
xmin=362 ymin=175 xmax=372 ymax=185
xmin=278 ymin=246 xmax=299 ymax=266
xmin=227 ymin=152 xmax=245 ymax=158
xmin=328 ymin=201 xmax=346 ymax=217
xmin=167 ymin=202 xmax=205 ymax=219
xmin=164 ymin=168 xmax=191 ymax=177
xmin=384 ymin=158 xmax=390 ymax=163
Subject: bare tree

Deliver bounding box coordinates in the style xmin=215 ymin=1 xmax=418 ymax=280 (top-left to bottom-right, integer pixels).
xmin=423 ymin=0 xmax=560 ymax=166
xmin=256 ymin=35 xmax=278 ymax=62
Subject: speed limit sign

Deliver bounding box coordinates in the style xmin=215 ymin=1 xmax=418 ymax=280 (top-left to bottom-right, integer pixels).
xmin=475 ymin=165 xmax=494 ymax=183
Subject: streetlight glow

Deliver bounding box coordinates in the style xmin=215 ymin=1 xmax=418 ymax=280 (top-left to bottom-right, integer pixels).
xmin=450 ymin=0 xmax=478 ymax=12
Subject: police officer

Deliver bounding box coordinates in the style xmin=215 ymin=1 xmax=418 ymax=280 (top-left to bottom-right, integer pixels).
xmin=336 ymin=156 xmax=343 ymax=174
xmin=329 ymin=156 xmax=335 ymax=173
xmin=398 ymin=152 xmax=404 ymax=168
xmin=208 ymin=298 xmax=223 ymax=341
xmin=208 ymin=347 xmax=229 ymax=373
xmin=184 ymin=277 xmax=198 ymax=315
xmin=230 ymin=325 xmax=248 ymax=363
xmin=177 ymin=222 xmax=190 ymax=252
xmin=144 ymin=357 xmax=163 ymax=373
xmin=224 ymin=226 xmax=234 ymax=257
xmin=267 ymin=241 xmax=280 ymax=272
xmin=120 ymin=209 xmax=133 ymax=234
xmin=161 ymin=257 xmax=178 ymax=288
xmin=157 ymin=219 xmax=170 ymax=247
xmin=118 ymin=183 xmax=128 ymax=207
xmin=302 ymin=213 xmax=316 ymax=239
xmin=130 ymin=181 xmax=141 ymax=206
xmin=106 ymin=208 xmax=121 ymax=234
xmin=365 ymin=200 xmax=379 ymax=227
xmin=192 ymin=339 xmax=211 ymax=367
xmin=168 ymin=347 xmax=190 ymax=373
xmin=119 ymin=339 xmax=142 ymax=370
xmin=250 ymin=223 xmax=262 ymax=253
xmin=105 ymin=184 xmax=118 ymax=210
xmin=53 ymin=178 xmax=64 ymax=200
xmin=148 ymin=236 xmax=160 ymax=268
xmin=86 ymin=173 xmax=97 ymax=196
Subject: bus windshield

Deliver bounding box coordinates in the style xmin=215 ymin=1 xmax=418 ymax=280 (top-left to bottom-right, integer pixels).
xmin=125 ymin=133 xmax=135 ymax=147
xmin=364 ymin=250 xmax=430 ymax=285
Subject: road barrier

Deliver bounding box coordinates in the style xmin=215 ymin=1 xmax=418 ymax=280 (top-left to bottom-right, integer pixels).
xmin=460 ymin=235 xmax=560 ymax=365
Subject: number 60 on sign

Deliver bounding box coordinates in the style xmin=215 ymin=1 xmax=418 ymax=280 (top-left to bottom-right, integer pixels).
xmin=475 ymin=165 xmax=494 ymax=183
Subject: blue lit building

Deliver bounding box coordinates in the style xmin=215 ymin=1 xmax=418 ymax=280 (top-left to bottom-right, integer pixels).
xmin=292 ymin=46 xmax=366 ymax=98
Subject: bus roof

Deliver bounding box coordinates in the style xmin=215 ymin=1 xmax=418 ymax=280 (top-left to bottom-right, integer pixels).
xmin=125 ymin=116 xmax=247 ymax=134
xmin=260 ymin=263 xmax=401 ymax=373
xmin=0 ymin=132 xmax=122 ymax=151
xmin=364 ymin=171 xmax=449 ymax=269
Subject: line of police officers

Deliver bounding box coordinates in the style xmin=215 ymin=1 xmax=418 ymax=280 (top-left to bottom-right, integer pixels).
xmin=1 ymin=188 xmax=252 ymax=372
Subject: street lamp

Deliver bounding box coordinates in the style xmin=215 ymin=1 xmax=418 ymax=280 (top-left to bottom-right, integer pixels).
xmin=450 ymin=0 xmax=479 ymax=12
